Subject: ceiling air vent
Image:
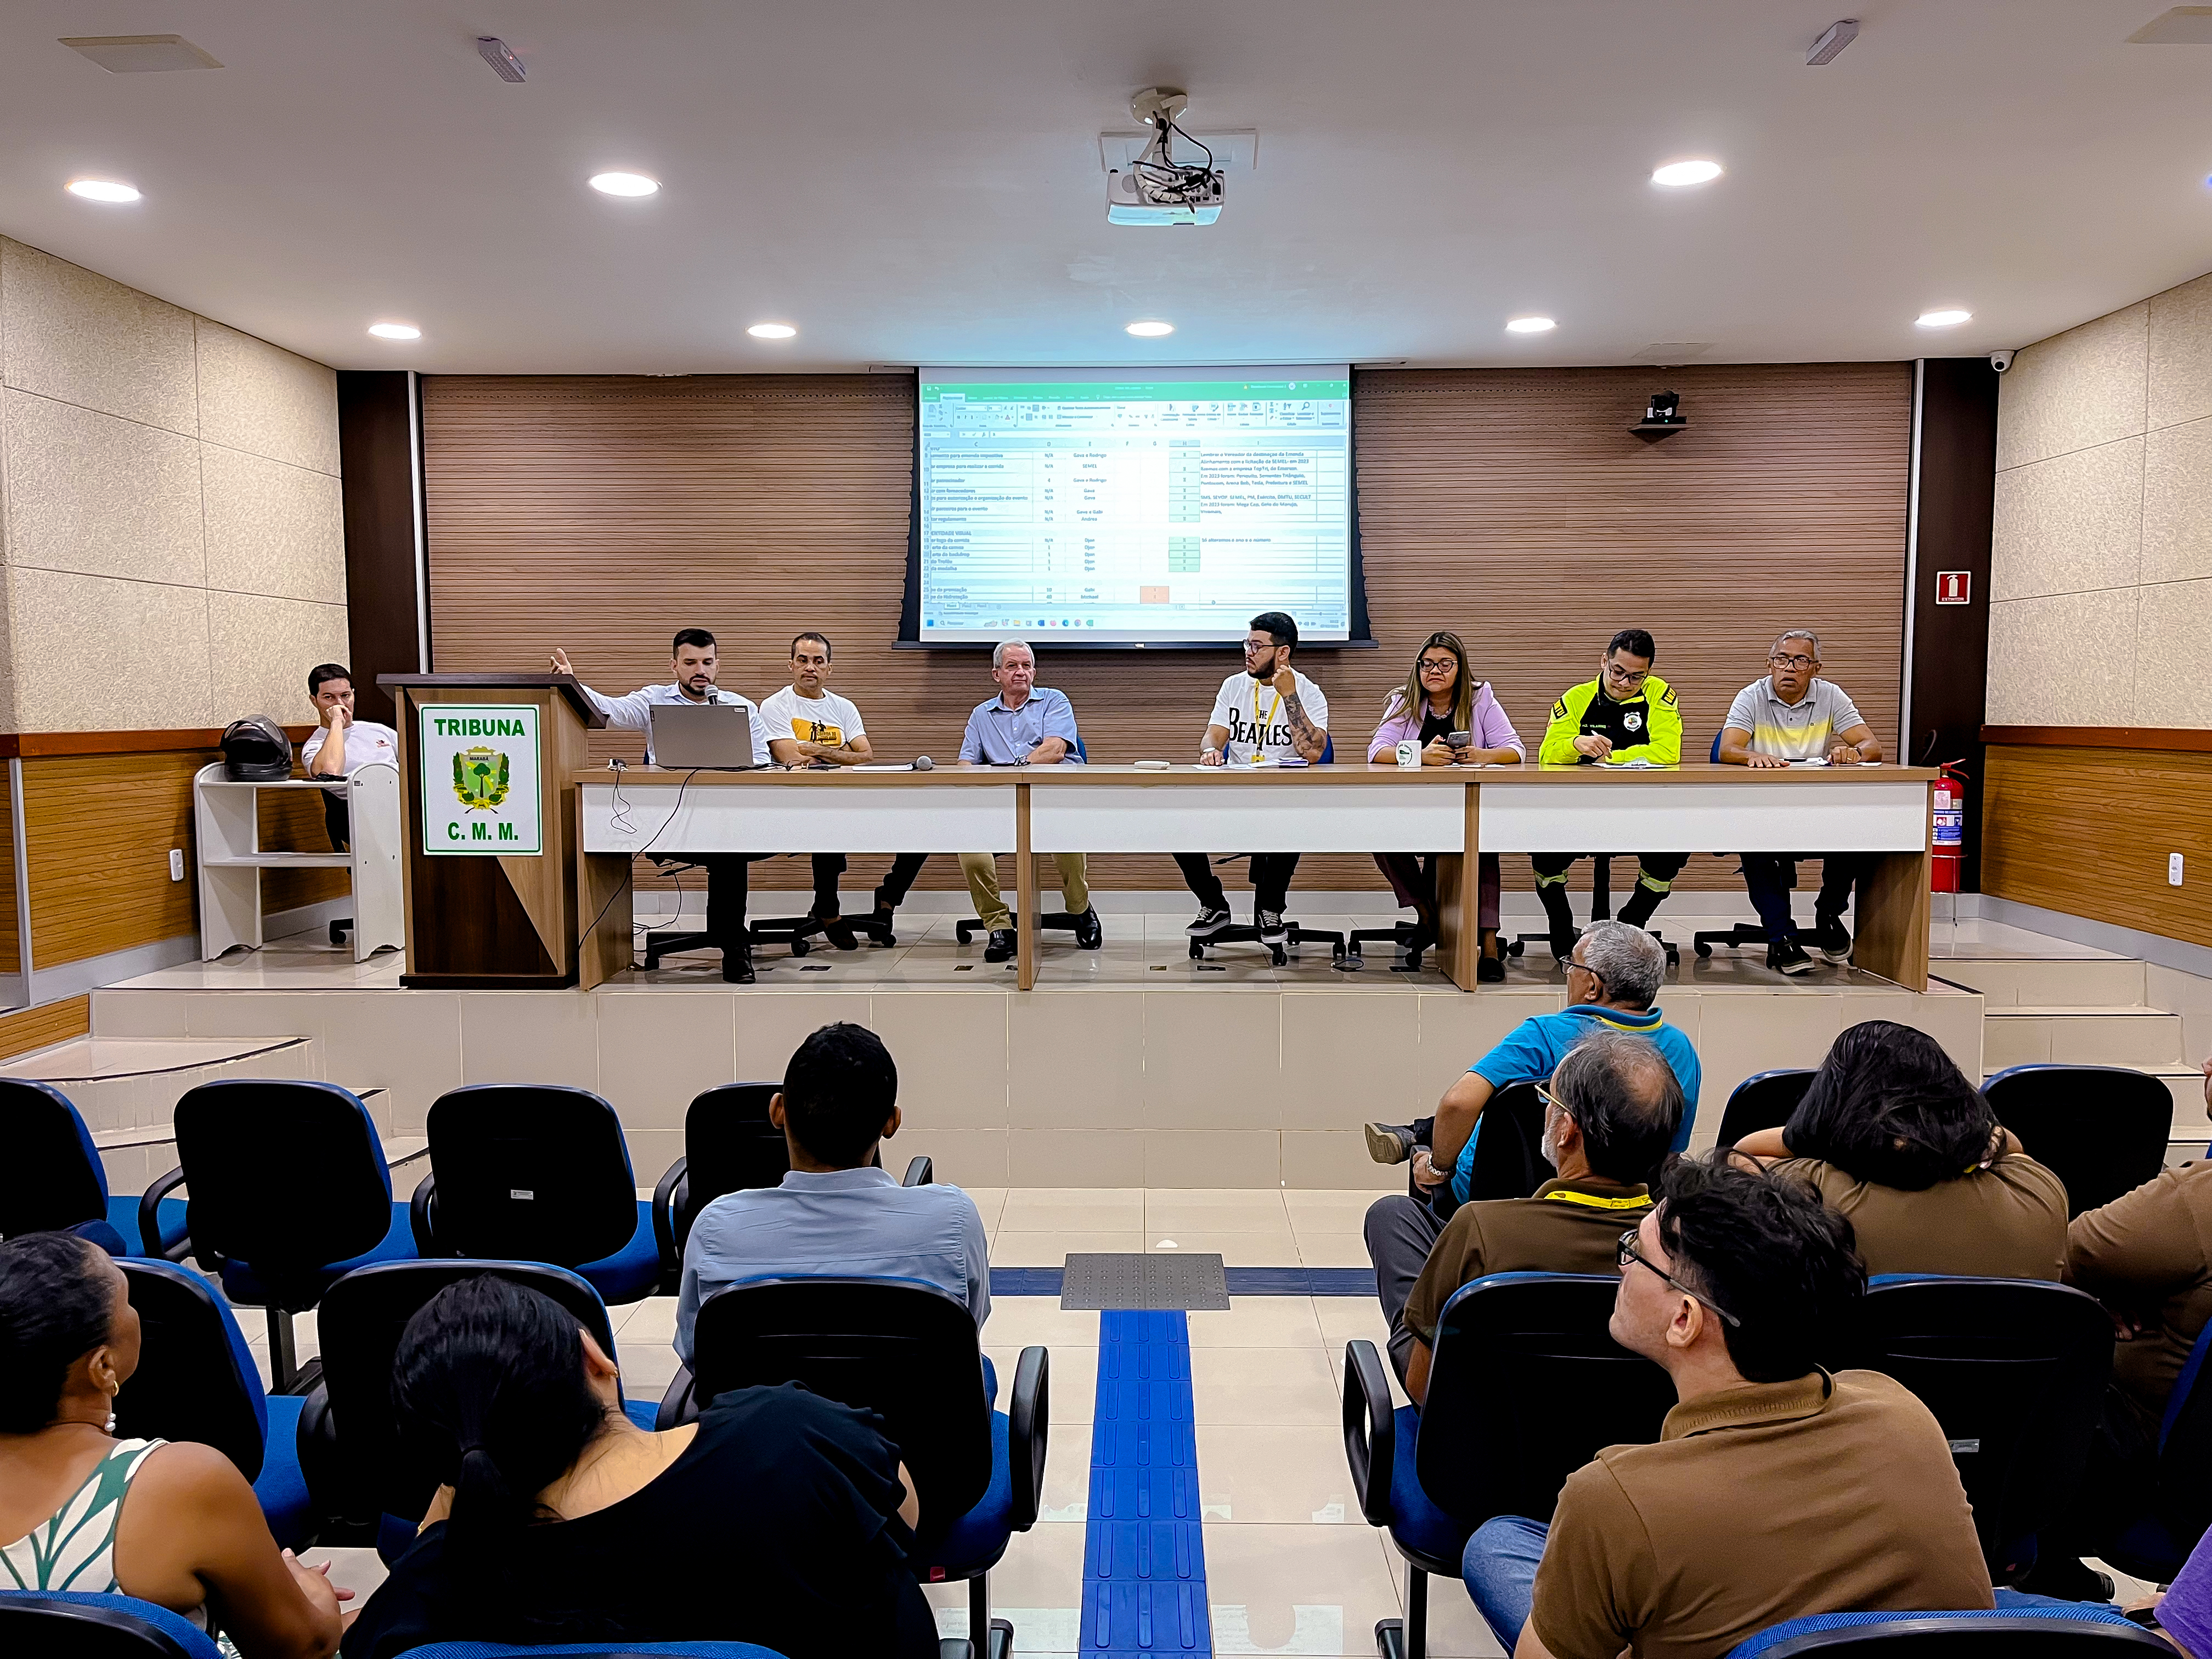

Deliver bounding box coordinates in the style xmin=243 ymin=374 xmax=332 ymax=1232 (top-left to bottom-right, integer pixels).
xmin=60 ymin=35 xmax=223 ymax=72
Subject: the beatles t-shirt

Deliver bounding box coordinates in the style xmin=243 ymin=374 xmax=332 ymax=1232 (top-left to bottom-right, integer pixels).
xmin=1207 ymin=670 xmax=1329 ymax=764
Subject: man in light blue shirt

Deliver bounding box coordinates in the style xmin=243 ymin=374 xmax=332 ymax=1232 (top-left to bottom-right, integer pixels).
xmin=676 ymin=1022 xmax=990 ymax=1365
xmin=955 ymin=639 xmax=1101 ymax=963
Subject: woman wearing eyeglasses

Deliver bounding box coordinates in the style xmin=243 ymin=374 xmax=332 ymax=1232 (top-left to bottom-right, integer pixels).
xmin=1366 ymin=631 xmax=1521 ymax=979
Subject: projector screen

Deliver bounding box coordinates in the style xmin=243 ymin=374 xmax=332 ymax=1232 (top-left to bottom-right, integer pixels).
xmin=907 ymin=365 xmax=1359 ymax=646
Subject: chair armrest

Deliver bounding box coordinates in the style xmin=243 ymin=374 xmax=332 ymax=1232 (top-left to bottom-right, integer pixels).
xmin=139 ymin=1166 xmax=191 ymax=1261
xmin=902 ymin=1155 xmax=934 ymax=1187
xmin=408 ymin=1174 xmax=439 ymax=1256
xmin=656 ymin=1365 xmax=698 ymax=1431
xmin=940 ymin=1642 xmax=976 ymax=1659
xmin=1009 ymin=1345 xmax=1049 ymax=1531
xmin=1342 ymin=1339 xmax=1395 ymax=1528
xmin=652 ymin=1155 xmax=689 ymax=1283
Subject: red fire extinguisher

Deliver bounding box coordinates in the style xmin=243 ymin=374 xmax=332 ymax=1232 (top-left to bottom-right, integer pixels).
xmin=1931 ymin=761 xmax=1969 ymax=894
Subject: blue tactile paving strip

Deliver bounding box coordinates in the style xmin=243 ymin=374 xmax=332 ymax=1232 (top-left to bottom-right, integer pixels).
xmin=1083 ymin=1310 xmax=1211 ymax=1655
xmin=989 ymin=1265 xmax=1375 ymax=1299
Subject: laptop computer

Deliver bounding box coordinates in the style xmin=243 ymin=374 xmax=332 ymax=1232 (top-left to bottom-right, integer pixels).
xmin=647 ymin=701 xmax=760 ymax=769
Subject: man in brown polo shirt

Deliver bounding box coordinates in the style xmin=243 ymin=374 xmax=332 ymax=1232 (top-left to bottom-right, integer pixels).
xmin=1462 ymin=1158 xmax=1992 ymax=1659
xmin=1396 ymin=1029 xmax=1682 ymax=1404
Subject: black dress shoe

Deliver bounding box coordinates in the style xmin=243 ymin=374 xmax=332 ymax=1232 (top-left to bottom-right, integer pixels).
xmin=816 ymin=912 xmax=859 ymax=951
xmin=984 ymin=928 xmax=1017 ymax=963
xmin=721 ymin=950 xmax=755 ymax=984
xmin=1476 ymin=953 xmax=1505 ymax=984
xmin=1073 ymin=907 xmax=1104 ymax=949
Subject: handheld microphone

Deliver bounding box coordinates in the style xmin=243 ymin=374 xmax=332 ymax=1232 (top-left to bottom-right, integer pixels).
xmin=912 ymin=755 xmax=934 ymax=771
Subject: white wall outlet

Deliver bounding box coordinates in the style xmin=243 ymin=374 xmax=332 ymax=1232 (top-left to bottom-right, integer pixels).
xmin=2171 ymin=853 xmax=2186 ymax=887
xmin=169 ymin=848 xmax=185 ymax=882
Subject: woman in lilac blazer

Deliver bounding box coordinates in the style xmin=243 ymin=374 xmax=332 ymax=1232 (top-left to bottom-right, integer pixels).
xmin=1365 ymin=630 xmax=1523 ymax=979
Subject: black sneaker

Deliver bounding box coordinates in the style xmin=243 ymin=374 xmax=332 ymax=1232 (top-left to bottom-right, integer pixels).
xmin=1186 ymin=906 xmax=1232 ymax=938
xmin=1807 ymin=915 xmax=1853 ymax=963
xmin=1073 ymin=907 xmax=1104 ymax=949
xmin=721 ymin=949 xmax=756 ymax=985
xmin=1256 ymin=909 xmax=1288 ymax=944
xmin=1365 ymin=1122 xmax=1417 ymax=1165
xmin=984 ymin=928 xmax=1017 ymax=963
xmin=1767 ymin=936 xmax=1816 ymax=976
xmin=1476 ymin=953 xmax=1505 ymax=984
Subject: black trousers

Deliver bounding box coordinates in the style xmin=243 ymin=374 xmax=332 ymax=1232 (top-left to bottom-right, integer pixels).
xmin=1740 ymin=854 xmax=1867 ymax=941
xmin=695 ymin=854 xmax=767 ymax=956
xmin=1363 ymin=1193 xmax=1446 ymax=1386
xmin=321 ymin=788 xmax=351 ymax=853
xmin=1176 ymin=853 xmax=1301 ymax=915
xmin=799 ymin=854 xmax=936 ymax=913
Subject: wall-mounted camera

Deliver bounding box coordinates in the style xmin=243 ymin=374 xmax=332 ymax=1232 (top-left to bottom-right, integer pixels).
xmin=1990 ymin=350 xmax=2016 ymax=373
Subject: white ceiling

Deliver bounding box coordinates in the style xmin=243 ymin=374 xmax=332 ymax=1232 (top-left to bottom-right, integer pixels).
xmin=4 ymin=1 xmax=2212 ymax=373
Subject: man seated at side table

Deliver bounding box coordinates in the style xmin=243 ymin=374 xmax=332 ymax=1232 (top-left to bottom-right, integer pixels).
xmin=301 ymin=661 xmax=398 ymax=851
xmin=551 ymin=629 xmax=769 ymax=982
xmin=956 ymin=639 xmax=1102 ymax=964
xmin=1717 ymin=628 xmax=1884 ymax=975
xmin=675 ymin=1022 xmax=991 ymax=1369
xmin=1462 ymin=1157 xmax=1994 ymax=1659
xmin=1363 ymin=921 xmax=1701 ymax=1209
xmin=1376 ymin=1029 xmax=1683 ymax=1401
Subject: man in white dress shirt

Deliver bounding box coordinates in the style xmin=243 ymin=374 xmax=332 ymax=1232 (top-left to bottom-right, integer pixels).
xmin=301 ymin=663 xmax=399 ymax=852
xmin=550 ymin=629 xmax=769 ymax=983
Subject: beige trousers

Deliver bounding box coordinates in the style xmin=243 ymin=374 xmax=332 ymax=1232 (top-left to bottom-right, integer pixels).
xmin=958 ymin=851 xmax=1091 ymax=932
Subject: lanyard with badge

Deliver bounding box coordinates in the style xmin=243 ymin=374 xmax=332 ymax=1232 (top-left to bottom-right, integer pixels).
xmin=1250 ymin=683 xmax=1281 ymax=764
xmin=1543 ymin=1189 xmax=1652 ymax=1211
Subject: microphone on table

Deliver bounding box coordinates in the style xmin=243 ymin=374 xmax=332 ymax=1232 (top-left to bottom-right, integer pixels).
xmin=912 ymin=755 xmax=934 ymax=771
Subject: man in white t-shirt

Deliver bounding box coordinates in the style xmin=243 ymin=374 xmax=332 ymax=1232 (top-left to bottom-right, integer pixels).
xmin=301 ymin=663 xmax=399 ymax=851
xmin=1177 ymin=611 xmax=1331 ymax=943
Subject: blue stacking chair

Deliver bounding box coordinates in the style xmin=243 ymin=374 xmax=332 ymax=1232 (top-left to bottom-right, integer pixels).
xmin=1725 ymin=1607 xmax=2164 ymax=1659
xmin=2100 ymin=1310 xmax=2212 ymax=1580
xmin=0 ymin=1590 xmax=227 ymax=1658
xmin=1343 ymin=1272 xmax=1674 ymax=1659
xmin=1983 ymin=1065 xmax=2174 ymax=1218
xmin=664 ymin=1277 xmax=1047 ymax=1659
xmin=112 ymin=1259 xmax=312 ymax=1548
xmin=299 ymin=1258 xmax=657 ymax=1559
xmin=147 ymin=1080 xmax=415 ymax=1391
xmin=1713 ymin=1069 xmax=1818 ymax=1150
xmin=410 ymin=1085 xmax=660 ymax=1305
xmin=0 ymin=1078 xmax=185 ymax=1257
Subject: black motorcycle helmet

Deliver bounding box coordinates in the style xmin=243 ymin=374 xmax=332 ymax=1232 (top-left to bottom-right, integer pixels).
xmin=220 ymin=715 xmax=292 ymax=782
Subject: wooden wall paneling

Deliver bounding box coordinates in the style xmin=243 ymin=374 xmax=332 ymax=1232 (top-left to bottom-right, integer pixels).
xmin=258 ymin=788 xmax=352 ymax=913
xmin=0 ymin=995 xmax=89 ymax=1060
xmin=1983 ymin=745 xmax=2212 ymax=950
xmin=24 ymin=753 xmax=202 ymax=967
xmin=420 ymin=365 xmax=1910 ymax=898
xmin=0 ymin=766 xmax=18 ymax=975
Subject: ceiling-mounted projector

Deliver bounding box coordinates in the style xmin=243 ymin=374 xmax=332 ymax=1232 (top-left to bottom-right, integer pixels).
xmin=1108 ymin=87 xmax=1225 ymax=226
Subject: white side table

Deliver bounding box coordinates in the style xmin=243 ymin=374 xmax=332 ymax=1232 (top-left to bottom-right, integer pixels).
xmin=194 ymin=762 xmax=403 ymax=961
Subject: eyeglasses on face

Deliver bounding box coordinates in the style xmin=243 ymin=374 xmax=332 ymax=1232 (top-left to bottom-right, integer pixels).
xmin=1418 ymin=657 xmax=1457 ymax=674
xmin=1616 ymin=1229 xmax=1741 ymax=1327
xmin=1602 ymin=661 xmax=1651 ymax=687
xmin=1769 ymin=653 xmax=1816 ymax=670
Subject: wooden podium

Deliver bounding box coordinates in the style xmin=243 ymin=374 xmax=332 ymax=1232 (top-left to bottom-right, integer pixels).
xmin=379 ymin=674 xmax=608 ymax=988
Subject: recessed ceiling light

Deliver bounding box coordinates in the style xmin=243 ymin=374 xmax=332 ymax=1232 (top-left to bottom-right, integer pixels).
xmin=368 ymin=323 xmax=421 ymax=340
xmin=1652 ymin=159 xmax=1723 ymax=188
xmin=747 ymin=323 xmax=797 ymax=340
xmin=1505 ymin=316 xmax=1557 ymax=334
xmin=1916 ymin=309 xmax=1972 ymax=328
xmin=589 ymin=171 xmax=659 ymax=198
xmin=1126 ymin=320 xmax=1176 ymax=337
xmin=66 ymin=178 xmax=140 ymax=203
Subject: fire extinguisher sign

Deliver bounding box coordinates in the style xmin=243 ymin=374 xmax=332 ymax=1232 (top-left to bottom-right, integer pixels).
xmin=1936 ymin=572 xmax=1972 ymax=605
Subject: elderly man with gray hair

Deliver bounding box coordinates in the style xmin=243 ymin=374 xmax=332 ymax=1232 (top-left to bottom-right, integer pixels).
xmin=1718 ymin=629 xmax=1884 ymax=975
xmin=1364 ymin=921 xmax=1701 ymax=1382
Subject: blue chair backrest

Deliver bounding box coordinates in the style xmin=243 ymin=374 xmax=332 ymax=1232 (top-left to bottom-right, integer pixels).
xmin=112 ymin=1259 xmax=268 ymax=1482
xmin=1728 ymin=1607 xmax=2158 ymax=1659
xmin=1714 ymin=1070 xmax=1818 ymax=1150
xmin=313 ymin=1259 xmax=621 ymax=1530
xmin=2145 ymin=1309 xmax=2212 ymax=1557
xmin=425 ymin=1085 xmax=638 ymax=1266
xmin=173 ymin=1081 xmax=392 ymax=1300
xmin=0 ymin=1590 xmax=226 ymax=1659
xmin=1419 ymin=1272 xmax=1673 ymax=1527
xmin=0 ymin=1078 xmax=114 ymax=1243
xmin=1710 ymin=730 xmax=1724 ymax=763
xmin=1982 ymin=1065 xmax=2173 ymax=1218
xmin=689 ymin=1276 xmax=991 ymax=1547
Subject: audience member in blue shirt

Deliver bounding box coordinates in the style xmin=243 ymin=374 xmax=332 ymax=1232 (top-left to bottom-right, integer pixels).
xmin=675 ymin=1023 xmax=991 ymax=1367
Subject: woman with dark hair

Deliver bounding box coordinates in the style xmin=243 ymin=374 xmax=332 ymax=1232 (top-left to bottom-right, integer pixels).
xmin=1366 ymin=630 xmax=1522 ymax=979
xmin=341 ymin=1274 xmax=936 ymax=1659
xmin=1733 ymin=1019 xmax=2067 ymax=1278
xmin=0 ymin=1232 xmax=346 ymax=1656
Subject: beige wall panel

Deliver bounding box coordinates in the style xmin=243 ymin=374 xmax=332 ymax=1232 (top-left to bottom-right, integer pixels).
xmin=194 ymin=319 xmax=341 ymax=475
xmin=2142 ymin=416 xmax=2212 ymax=587
xmin=9 ymin=567 xmax=213 ymax=730
xmin=2135 ymin=578 xmax=2212 ymax=728
xmin=1985 ymin=589 xmax=2139 ymax=727
xmin=1989 ymin=436 xmax=2142 ymax=602
xmin=1 ymin=388 xmax=204 ymax=586
xmin=1996 ymin=301 xmax=2148 ymax=472
xmin=201 ymin=443 xmax=346 ymax=602
xmin=208 ymin=590 xmax=349 ymax=724
xmin=0 ymin=239 xmax=196 ymax=436
xmin=2150 ymin=269 xmax=2212 ymax=433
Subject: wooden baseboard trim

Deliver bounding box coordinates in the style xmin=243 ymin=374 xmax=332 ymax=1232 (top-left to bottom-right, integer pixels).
xmin=1981 ymin=726 xmax=2212 ymax=753
xmin=0 ymin=995 xmax=90 ymax=1062
xmin=0 ymin=727 xmax=319 ymax=759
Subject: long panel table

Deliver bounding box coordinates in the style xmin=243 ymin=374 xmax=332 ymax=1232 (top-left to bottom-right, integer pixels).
xmin=575 ymin=764 xmax=1938 ymax=992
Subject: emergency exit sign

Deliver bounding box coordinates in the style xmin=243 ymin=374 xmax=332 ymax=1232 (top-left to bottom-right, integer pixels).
xmin=1936 ymin=571 xmax=1972 ymax=605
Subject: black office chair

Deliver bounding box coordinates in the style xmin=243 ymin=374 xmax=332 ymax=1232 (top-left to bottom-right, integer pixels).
xmin=112 ymin=1259 xmax=313 ymax=1548
xmin=1725 ymin=1609 xmax=2170 ymax=1659
xmin=0 ymin=1592 xmax=228 ymax=1659
xmin=1834 ymin=1276 xmax=2113 ymax=1583
xmin=650 ymin=1082 xmax=933 ymax=1288
xmin=147 ymin=1080 xmax=415 ymax=1391
xmin=1464 ymin=1081 xmax=1553 ymax=1204
xmin=1712 ymin=1069 xmax=1818 ymax=1150
xmin=1505 ymin=854 xmax=1680 ymax=967
xmin=1983 ymin=1065 xmax=2174 ymax=1218
xmin=0 ymin=1077 xmax=184 ymax=1257
xmin=663 ymin=1277 xmax=1048 ymax=1659
xmin=300 ymin=1257 xmax=648 ymax=1555
xmin=411 ymin=1085 xmax=661 ymax=1305
xmin=1344 ymin=1272 xmax=1674 ymax=1659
